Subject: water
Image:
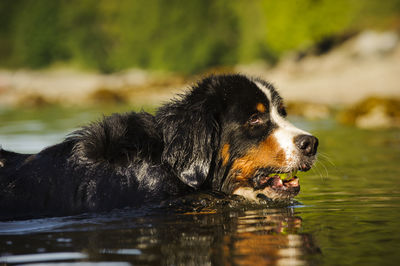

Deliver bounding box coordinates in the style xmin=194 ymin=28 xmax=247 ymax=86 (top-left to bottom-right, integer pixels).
xmin=1 ymin=107 xmax=400 ymax=265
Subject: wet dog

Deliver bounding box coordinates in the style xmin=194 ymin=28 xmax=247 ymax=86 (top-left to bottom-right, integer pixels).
xmin=0 ymin=74 xmax=318 ymax=219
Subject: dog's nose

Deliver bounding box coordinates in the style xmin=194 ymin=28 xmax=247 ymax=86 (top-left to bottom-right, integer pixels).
xmin=294 ymin=135 xmax=318 ymax=156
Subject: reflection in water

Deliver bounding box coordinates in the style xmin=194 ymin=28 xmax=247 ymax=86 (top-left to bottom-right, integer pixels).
xmin=0 ymin=252 xmax=88 ymax=264
xmin=224 ymin=209 xmax=320 ymax=266
xmin=30 ymin=207 xmax=317 ymax=265
xmin=0 ymin=206 xmax=321 ymax=265
xmin=137 ymin=208 xmax=319 ymax=265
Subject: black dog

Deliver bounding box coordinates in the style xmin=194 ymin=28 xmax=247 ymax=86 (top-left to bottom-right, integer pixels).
xmin=0 ymin=74 xmax=318 ymax=219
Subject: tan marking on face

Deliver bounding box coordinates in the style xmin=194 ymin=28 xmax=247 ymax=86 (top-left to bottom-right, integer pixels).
xmin=231 ymin=135 xmax=286 ymax=181
xmin=221 ymin=143 xmax=230 ymax=166
xmin=256 ymin=103 xmax=267 ymax=113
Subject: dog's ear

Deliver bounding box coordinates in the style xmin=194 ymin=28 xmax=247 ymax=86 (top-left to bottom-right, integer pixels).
xmin=156 ymin=96 xmax=220 ymax=189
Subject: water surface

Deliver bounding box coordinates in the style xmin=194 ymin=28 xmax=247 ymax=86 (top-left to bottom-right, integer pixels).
xmin=0 ymin=107 xmax=399 ymax=265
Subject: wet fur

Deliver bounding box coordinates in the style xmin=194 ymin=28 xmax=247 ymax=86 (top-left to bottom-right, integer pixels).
xmin=0 ymin=74 xmax=306 ymax=220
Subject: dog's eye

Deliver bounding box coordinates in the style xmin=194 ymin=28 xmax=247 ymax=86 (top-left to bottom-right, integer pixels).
xmin=278 ymin=103 xmax=287 ymax=117
xmin=248 ymin=114 xmax=263 ymax=126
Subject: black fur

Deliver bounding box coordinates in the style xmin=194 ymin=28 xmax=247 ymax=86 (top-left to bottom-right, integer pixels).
xmin=0 ymin=74 xmax=302 ymax=220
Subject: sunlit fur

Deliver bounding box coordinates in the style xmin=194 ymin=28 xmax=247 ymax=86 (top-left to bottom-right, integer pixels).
xmin=0 ymin=74 xmax=317 ymax=220
xmin=255 ymin=81 xmax=314 ymax=173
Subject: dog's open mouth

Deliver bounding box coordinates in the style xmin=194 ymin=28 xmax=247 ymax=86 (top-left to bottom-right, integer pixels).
xmin=231 ymin=169 xmax=300 ymax=201
xmin=255 ymin=171 xmax=299 ymax=190
xmin=254 ymin=170 xmax=300 ymax=200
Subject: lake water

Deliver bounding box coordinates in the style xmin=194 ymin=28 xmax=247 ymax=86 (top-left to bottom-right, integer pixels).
xmin=0 ymin=106 xmax=400 ymax=265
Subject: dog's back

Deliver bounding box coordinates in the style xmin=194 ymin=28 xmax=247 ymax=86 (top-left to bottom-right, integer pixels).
xmin=0 ymin=141 xmax=78 ymax=219
xmin=0 ymin=111 xmax=188 ymax=220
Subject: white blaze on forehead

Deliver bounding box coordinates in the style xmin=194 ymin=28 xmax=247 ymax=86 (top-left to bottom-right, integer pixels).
xmin=271 ymin=107 xmax=311 ymax=165
xmin=255 ymin=81 xmax=311 ymax=166
xmin=254 ymin=81 xmax=273 ymax=102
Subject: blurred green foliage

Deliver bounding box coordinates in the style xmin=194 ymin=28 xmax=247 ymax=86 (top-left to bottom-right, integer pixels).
xmin=0 ymin=0 xmax=399 ymax=74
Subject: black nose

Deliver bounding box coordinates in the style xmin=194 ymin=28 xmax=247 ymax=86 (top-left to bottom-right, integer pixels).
xmin=294 ymin=135 xmax=318 ymax=156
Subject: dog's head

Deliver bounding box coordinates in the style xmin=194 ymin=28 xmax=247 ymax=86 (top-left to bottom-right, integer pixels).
xmin=157 ymin=74 xmax=318 ymax=201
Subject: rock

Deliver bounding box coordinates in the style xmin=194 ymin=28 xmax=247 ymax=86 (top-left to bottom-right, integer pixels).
xmin=338 ymin=97 xmax=400 ymax=129
xmin=286 ymin=101 xmax=331 ymax=120
xmin=355 ymin=105 xmax=392 ymax=129
xmin=17 ymin=93 xmax=54 ymax=108
xmin=353 ymin=31 xmax=399 ymax=58
xmin=88 ymin=88 xmax=128 ymax=105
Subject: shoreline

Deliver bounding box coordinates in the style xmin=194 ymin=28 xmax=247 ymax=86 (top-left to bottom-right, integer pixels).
xmin=1 ymin=31 xmax=399 ymax=128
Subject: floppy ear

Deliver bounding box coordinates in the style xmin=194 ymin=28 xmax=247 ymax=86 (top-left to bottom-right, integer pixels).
xmin=156 ymin=97 xmax=220 ymax=189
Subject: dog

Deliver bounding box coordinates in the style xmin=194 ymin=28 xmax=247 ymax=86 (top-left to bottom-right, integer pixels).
xmin=0 ymin=74 xmax=318 ymax=219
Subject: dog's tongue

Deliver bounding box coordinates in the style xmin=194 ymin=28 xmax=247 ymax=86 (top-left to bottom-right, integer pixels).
xmin=271 ymin=175 xmax=284 ymax=188
xmin=272 ymin=176 xmax=300 ymax=191
xmin=258 ymin=175 xmax=299 ymax=189
xmin=256 ymin=175 xmax=282 ymax=188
